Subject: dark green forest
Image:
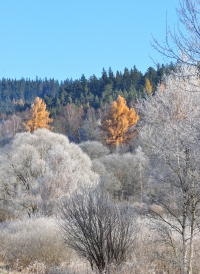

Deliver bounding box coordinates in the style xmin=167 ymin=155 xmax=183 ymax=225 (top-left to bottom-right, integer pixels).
xmin=0 ymin=63 xmax=175 ymax=116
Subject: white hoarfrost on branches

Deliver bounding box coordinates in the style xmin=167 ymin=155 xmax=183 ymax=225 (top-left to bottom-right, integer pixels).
xmin=79 ymin=141 xmax=110 ymax=159
xmin=93 ymin=147 xmax=148 ymax=200
xmin=140 ymin=65 xmax=200 ymax=274
xmin=0 ymin=217 xmax=71 ymax=269
xmin=0 ymin=129 xmax=98 ymax=217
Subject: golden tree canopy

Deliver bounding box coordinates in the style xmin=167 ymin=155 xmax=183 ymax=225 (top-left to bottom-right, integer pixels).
xmin=24 ymin=97 xmax=53 ymax=132
xmin=144 ymin=78 xmax=153 ymax=94
xmin=101 ymin=95 xmax=139 ymax=146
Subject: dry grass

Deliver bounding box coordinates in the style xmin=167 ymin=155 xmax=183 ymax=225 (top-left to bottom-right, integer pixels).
xmin=1 ymin=216 xmax=200 ymax=274
xmin=0 ymin=217 xmax=73 ymax=271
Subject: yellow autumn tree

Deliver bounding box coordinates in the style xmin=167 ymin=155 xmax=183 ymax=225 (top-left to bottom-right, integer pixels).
xmin=144 ymin=78 xmax=153 ymax=94
xmin=101 ymin=95 xmax=139 ymax=146
xmin=24 ymin=97 xmax=53 ymax=132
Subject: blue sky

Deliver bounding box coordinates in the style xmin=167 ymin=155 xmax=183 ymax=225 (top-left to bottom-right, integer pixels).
xmin=0 ymin=0 xmax=181 ymax=82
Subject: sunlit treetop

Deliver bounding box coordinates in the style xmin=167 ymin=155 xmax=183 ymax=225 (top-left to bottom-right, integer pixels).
xmin=24 ymin=97 xmax=53 ymax=132
xmin=101 ymin=95 xmax=139 ymax=146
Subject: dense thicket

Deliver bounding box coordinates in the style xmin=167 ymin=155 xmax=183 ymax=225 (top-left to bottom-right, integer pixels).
xmin=0 ymin=63 xmax=175 ymax=115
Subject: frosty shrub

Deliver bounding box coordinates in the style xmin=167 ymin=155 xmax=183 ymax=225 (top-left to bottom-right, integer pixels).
xmin=48 ymin=260 xmax=93 ymax=274
xmin=0 ymin=129 xmax=99 ymax=217
xmin=0 ymin=205 xmax=14 ymax=222
xmin=79 ymin=141 xmax=110 ymax=159
xmin=92 ymin=159 xmax=122 ymax=194
xmin=0 ymin=217 xmax=72 ymax=270
xmin=94 ymin=147 xmax=148 ymax=200
xmin=25 ymin=261 xmax=47 ymax=274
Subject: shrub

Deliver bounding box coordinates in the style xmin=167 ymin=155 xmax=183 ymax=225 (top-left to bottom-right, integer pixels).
xmin=60 ymin=186 xmax=138 ymax=273
xmin=0 ymin=217 xmax=72 ymax=270
xmin=79 ymin=141 xmax=109 ymax=159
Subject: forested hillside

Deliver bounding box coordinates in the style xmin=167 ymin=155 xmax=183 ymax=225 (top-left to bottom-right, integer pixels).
xmin=0 ymin=63 xmax=175 ymax=115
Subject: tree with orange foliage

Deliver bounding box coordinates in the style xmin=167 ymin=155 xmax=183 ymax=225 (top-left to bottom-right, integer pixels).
xmin=144 ymin=78 xmax=153 ymax=94
xmin=101 ymin=95 xmax=139 ymax=146
xmin=24 ymin=97 xmax=53 ymax=132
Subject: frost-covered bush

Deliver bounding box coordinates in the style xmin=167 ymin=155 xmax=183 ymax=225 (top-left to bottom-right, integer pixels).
xmin=92 ymin=160 xmax=121 ymax=194
xmin=48 ymin=261 xmax=93 ymax=274
xmin=0 ymin=129 xmax=98 ymax=217
xmin=25 ymin=261 xmax=47 ymax=274
xmin=94 ymin=147 xmax=148 ymax=199
xmin=0 ymin=217 xmax=72 ymax=269
xmin=79 ymin=141 xmax=110 ymax=159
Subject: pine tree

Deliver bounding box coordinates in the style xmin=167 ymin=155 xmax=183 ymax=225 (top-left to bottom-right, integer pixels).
xmin=24 ymin=97 xmax=53 ymax=132
xmin=101 ymin=95 xmax=139 ymax=146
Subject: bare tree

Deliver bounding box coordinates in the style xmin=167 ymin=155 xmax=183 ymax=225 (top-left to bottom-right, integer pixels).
xmin=0 ymin=114 xmax=23 ymax=147
xmin=152 ymin=0 xmax=200 ymax=66
xmin=80 ymin=107 xmax=102 ymax=142
xmin=140 ymin=65 xmax=200 ymax=274
xmin=52 ymin=103 xmax=84 ymax=142
xmin=60 ymin=186 xmax=138 ymax=273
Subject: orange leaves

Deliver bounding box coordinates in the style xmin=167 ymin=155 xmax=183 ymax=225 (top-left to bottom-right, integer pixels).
xmin=144 ymin=78 xmax=153 ymax=94
xmin=24 ymin=97 xmax=53 ymax=132
xmin=101 ymin=95 xmax=139 ymax=146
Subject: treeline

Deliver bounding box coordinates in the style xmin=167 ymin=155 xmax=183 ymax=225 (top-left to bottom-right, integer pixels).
xmin=0 ymin=63 xmax=175 ymax=116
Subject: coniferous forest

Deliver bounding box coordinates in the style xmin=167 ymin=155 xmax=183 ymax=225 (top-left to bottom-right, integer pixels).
xmin=0 ymin=63 xmax=175 ymax=115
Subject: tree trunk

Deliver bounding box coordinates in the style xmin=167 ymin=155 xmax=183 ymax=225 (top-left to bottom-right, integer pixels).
xmin=188 ymin=179 xmax=196 ymax=274
xmin=182 ymin=200 xmax=187 ymax=274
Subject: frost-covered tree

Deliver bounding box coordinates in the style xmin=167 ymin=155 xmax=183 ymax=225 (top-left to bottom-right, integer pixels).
xmin=59 ymin=103 xmax=84 ymax=142
xmin=140 ymin=65 xmax=200 ymax=274
xmin=93 ymin=147 xmax=147 ymax=200
xmin=79 ymin=141 xmax=110 ymax=160
xmin=92 ymin=160 xmax=122 ymax=195
xmin=152 ymin=0 xmax=200 ymax=67
xmin=80 ymin=107 xmax=102 ymax=142
xmin=0 ymin=114 xmax=22 ymax=147
xmin=0 ymin=129 xmax=98 ymax=217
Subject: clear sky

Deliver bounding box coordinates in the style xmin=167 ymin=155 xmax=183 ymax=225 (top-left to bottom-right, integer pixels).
xmin=0 ymin=0 xmax=181 ymax=82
